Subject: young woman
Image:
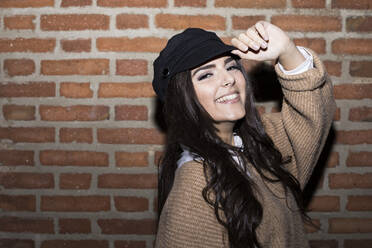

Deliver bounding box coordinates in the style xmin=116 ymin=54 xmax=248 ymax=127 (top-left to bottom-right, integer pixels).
xmin=152 ymin=21 xmax=336 ymax=248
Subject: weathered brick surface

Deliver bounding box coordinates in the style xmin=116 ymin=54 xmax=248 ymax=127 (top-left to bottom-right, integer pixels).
xmin=346 ymin=151 xmax=372 ymax=167
xmin=61 ymin=39 xmax=91 ymax=52
xmin=0 ymin=239 xmax=34 ymax=248
xmin=114 ymin=241 xmax=146 ymax=248
xmin=332 ymin=0 xmax=372 ymax=9
xmin=292 ymin=0 xmax=325 ymax=8
xmin=4 ymin=59 xmax=35 ymax=77
xmin=115 ymin=105 xmax=148 ymax=121
xmin=98 ymin=83 xmax=155 ymax=98
xmin=59 ymin=218 xmax=91 ymax=233
xmin=0 ymin=127 xmax=55 ymax=143
xmin=97 ymin=128 xmax=163 ymax=144
xmin=39 ymin=105 xmax=109 ymax=121
xmin=116 ymin=59 xmax=147 ymax=76
xmin=346 ymin=196 xmax=372 ymax=211
xmin=329 ymin=173 xmax=372 ymax=189
xmin=116 ymin=14 xmax=148 ymax=29
xmin=114 ymin=196 xmax=149 ymax=212
xmin=272 ymin=15 xmax=341 ymax=32
xmin=60 ymin=82 xmax=93 ymax=98
xmin=0 ymin=82 xmax=55 ymax=97
xmin=155 ymin=14 xmax=226 ymax=30
xmin=41 ymin=195 xmax=110 ymax=211
xmin=215 ymin=0 xmax=286 ymax=8
xmin=332 ymin=39 xmax=372 ymax=55
xmin=4 ymin=15 xmax=36 ymax=30
xmin=41 ymin=59 xmax=109 ymax=75
xmin=40 ymin=150 xmax=108 ymax=166
xmin=59 ymin=173 xmax=92 ymax=189
xmin=98 ymin=173 xmax=157 ymax=189
xmin=41 ymin=15 xmax=109 ymax=31
xmin=329 ymin=218 xmax=372 ymax=233
xmin=59 ymin=128 xmax=93 ymax=143
xmin=174 ymin=0 xmax=206 ymax=7
xmin=0 ymin=38 xmax=55 ymax=53
xmin=41 ymin=240 xmax=108 ymax=248
xmin=96 ymin=37 xmax=167 ymax=52
xmin=0 ymin=195 xmax=36 ymax=211
xmin=97 ymin=219 xmax=156 ymax=234
xmin=115 ymin=152 xmax=148 ymax=167
xmin=97 ymin=0 xmax=167 ymax=7
xmin=0 ymin=217 xmax=54 ymax=233
xmin=346 ymin=16 xmax=372 ymax=32
xmin=0 ymin=150 xmax=34 ymax=166
xmin=308 ymin=196 xmax=340 ymax=212
xmin=61 ymin=0 xmax=92 ymax=7
xmin=0 ymin=0 xmax=54 ymax=8
xmin=0 ymin=172 xmax=54 ymax=189
xmin=3 ymin=105 xmax=35 ymax=121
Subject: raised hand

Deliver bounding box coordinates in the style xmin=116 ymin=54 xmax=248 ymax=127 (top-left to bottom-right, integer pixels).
xmin=231 ymin=21 xmax=306 ymax=70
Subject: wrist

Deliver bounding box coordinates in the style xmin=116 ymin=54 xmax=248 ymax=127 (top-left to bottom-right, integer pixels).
xmin=278 ymin=42 xmax=306 ymax=71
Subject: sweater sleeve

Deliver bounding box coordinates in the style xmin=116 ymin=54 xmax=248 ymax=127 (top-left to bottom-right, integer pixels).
xmin=260 ymin=49 xmax=336 ymax=189
xmin=155 ymin=161 xmax=227 ymax=248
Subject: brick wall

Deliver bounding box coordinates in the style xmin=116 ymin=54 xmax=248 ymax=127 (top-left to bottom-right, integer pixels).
xmin=0 ymin=0 xmax=371 ymax=248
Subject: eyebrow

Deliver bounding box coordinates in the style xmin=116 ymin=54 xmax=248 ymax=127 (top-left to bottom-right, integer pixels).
xmin=192 ymin=57 xmax=236 ymax=77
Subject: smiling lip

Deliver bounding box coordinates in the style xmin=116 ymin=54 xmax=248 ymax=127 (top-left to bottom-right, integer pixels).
xmin=215 ymin=93 xmax=240 ymax=103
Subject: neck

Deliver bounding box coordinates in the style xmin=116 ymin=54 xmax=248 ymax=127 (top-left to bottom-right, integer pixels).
xmin=215 ymin=121 xmax=235 ymax=145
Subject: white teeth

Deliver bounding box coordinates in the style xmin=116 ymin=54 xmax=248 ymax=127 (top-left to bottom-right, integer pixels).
xmin=216 ymin=93 xmax=238 ymax=103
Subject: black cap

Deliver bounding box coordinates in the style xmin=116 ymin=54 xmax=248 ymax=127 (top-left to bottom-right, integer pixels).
xmin=152 ymin=28 xmax=237 ymax=101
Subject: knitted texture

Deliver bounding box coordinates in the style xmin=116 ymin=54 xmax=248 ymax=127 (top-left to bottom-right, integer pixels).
xmin=155 ymin=49 xmax=336 ymax=248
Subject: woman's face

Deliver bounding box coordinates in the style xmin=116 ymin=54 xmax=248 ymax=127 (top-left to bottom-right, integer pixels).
xmin=191 ymin=56 xmax=246 ymax=123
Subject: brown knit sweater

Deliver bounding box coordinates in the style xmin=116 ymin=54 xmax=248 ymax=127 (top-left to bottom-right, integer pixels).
xmin=155 ymin=50 xmax=336 ymax=248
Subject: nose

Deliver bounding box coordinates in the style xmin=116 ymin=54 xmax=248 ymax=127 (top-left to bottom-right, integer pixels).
xmin=221 ymin=69 xmax=235 ymax=87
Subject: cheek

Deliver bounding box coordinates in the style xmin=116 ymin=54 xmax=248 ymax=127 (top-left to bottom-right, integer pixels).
xmin=194 ymin=85 xmax=216 ymax=113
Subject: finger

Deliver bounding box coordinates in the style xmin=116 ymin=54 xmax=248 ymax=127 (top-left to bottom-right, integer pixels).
xmin=231 ymin=37 xmax=248 ymax=52
xmin=255 ymin=22 xmax=269 ymax=41
xmin=238 ymin=33 xmax=261 ymax=51
xmin=246 ymin=28 xmax=267 ymax=49
xmin=231 ymin=49 xmax=263 ymax=61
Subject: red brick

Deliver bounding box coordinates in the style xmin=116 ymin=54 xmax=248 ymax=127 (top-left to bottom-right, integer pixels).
xmin=347 ymin=151 xmax=372 ymax=167
xmin=115 ymin=105 xmax=148 ymax=121
xmin=40 ymin=150 xmax=108 ymax=167
xmin=309 ymin=240 xmax=338 ymax=248
xmin=97 ymin=0 xmax=166 ymax=7
xmin=59 ymin=218 xmax=91 ymax=233
xmin=349 ymin=107 xmax=372 ymax=122
xmin=347 ymin=16 xmax=372 ymax=32
xmin=293 ymin=38 xmax=326 ymax=54
xmin=334 ymin=84 xmax=372 ymax=99
xmin=154 ymin=151 xmax=163 ymax=166
xmin=0 ymin=195 xmax=36 ymax=211
xmin=114 ymin=241 xmax=146 ymax=248
xmin=350 ymin=61 xmax=372 ymax=77
xmin=0 ymin=127 xmax=55 ymax=143
xmin=41 ymin=59 xmax=109 ymax=75
xmin=0 ymin=172 xmax=54 ymax=189
xmin=0 ymin=82 xmax=55 ymax=97
xmin=116 ymin=14 xmax=148 ymax=29
xmin=61 ymin=0 xmax=92 ymax=7
xmin=323 ymin=60 xmax=342 ymax=77
xmin=333 ymin=107 xmax=340 ymax=121
xmin=332 ymin=39 xmax=372 ymax=55
xmin=40 ymin=105 xmax=109 ymax=121
xmin=335 ymin=130 xmax=372 ymax=145
xmin=308 ymin=195 xmax=340 ymax=212
xmin=332 ymin=0 xmax=372 ymax=9
xmin=174 ymin=0 xmax=206 ymax=7
xmin=329 ymin=173 xmax=372 ymax=189
xmin=0 ymin=38 xmax=55 ymax=53
xmin=96 ymin=37 xmax=166 ymax=53
xmin=4 ymin=59 xmax=35 ymax=76
xmin=155 ymin=14 xmax=225 ymax=30
xmin=98 ymin=173 xmax=157 ymax=189
xmin=61 ymin=39 xmax=91 ymax=52
xmin=60 ymin=82 xmax=93 ymax=98
xmin=0 ymin=0 xmax=54 ymax=8
xmin=114 ymin=196 xmax=149 ymax=212
xmin=41 ymin=240 xmax=108 ymax=248
xmin=3 ymin=105 xmax=35 ymax=120
xmin=344 ymin=239 xmax=372 ymax=248
xmin=232 ymin=16 xmax=265 ymax=30
xmin=215 ymin=0 xmax=286 ymax=8
xmin=41 ymin=14 xmax=109 ymax=31
xmin=59 ymin=128 xmax=93 ymax=143
xmin=41 ymin=195 xmax=110 ymax=212
xmin=0 ymin=239 xmax=34 ymax=248
xmin=98 ymin=128 xmax=163 ymax=144
xmin=97 ymin=219 xmax=156 ymax=234
xmin=0 ymin=150 xmax=34 ymax=166
xmin=59 ymin=173 xmax=91 ymax=189
xmin=116 ymin=59 xmax=147 ymax=76
xmin=292 ymin=0 xmax=325 ymax=8
xmin=347 ymin=196 xmax=372 ymax=211
xmin=115 ymin=152 xmax=148 ymax=167
xmin=326 ymin=152 xmax=339 ymax=168
xmin=329 ymin=218 xmax=372 ymax=233
xmin=4 ymin=15 xmax=35 ymax=30
xmin=0 ymin=217 xmax=54 ymax=233
xmin=304 ymin=219 xmax=320 ymax=233
xmin=272 ymin=15 xmax=341 ymax=32
xmin=98 ymin=82 xmax=155 ymax=98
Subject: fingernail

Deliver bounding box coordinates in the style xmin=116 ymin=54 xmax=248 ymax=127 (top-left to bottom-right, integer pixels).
xmin=261 ymin=42 xmax=267 ymax=49
xmin=252 ymin=44 xmax=259 ymax=50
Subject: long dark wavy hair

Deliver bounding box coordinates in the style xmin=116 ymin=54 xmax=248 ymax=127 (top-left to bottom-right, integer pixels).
xmin=158 ymin=55 xmax=310 ymax=248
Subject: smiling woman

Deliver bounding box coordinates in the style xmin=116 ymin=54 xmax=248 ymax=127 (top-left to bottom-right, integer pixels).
xmin=152 ymin=21 xmax=336 ymax=248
